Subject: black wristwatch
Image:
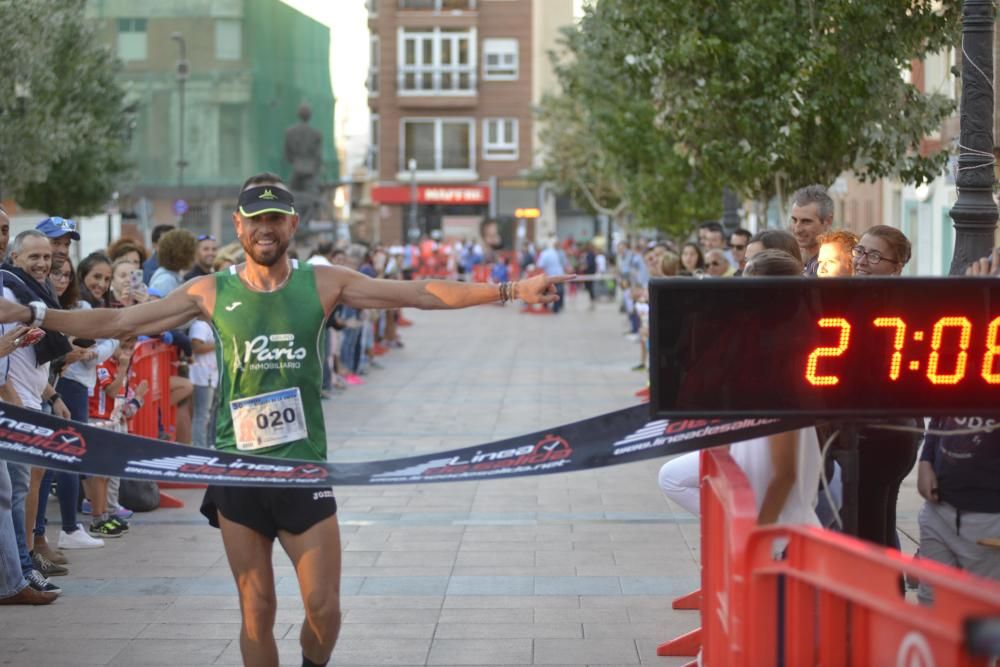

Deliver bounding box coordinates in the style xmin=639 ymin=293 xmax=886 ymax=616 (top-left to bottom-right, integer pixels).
xmin=46 ymin=392 xmax=62 ymax=406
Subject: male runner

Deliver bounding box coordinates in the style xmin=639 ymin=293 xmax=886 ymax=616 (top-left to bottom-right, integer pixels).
xmin=0 ymin=172 xmax=570 ymax=667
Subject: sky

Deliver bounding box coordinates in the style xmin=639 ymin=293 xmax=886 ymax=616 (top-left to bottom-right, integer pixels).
xmin=279 ymin=0 xmax=586 ymax=177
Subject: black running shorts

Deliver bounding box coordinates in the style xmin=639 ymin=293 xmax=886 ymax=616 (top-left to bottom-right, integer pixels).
xmin=200 ymin=485 xmax=338 ymax=540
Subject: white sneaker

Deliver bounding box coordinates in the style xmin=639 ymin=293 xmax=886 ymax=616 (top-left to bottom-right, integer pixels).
xmin=58 ymin=524 xmax=104 ymax=549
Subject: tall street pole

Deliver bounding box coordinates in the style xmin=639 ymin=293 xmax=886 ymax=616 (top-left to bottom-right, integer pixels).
xmin=949 ymin=0 xmax=998 ymax=275
xmin=171 ymin=33 xmax=189 ymax=190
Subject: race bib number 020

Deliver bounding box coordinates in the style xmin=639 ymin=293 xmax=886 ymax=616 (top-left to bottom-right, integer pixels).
xmin=230 ymin=387 xmax=308 ymax=452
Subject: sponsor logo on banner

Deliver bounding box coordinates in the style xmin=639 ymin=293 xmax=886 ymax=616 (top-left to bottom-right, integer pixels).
xmin=125 ymin=453 xmax=329 ymax=484
xmin=369 ymin=434 xmax=573 ymax=483
xmin=612 ymin=417 xmax=784 ymax=456
xmin=0 ymin=409 xmax=87 ymax=463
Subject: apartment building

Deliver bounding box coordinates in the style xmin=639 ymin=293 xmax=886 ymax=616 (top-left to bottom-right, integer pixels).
xmin=366 ymin=0 xmax=574 ymax=246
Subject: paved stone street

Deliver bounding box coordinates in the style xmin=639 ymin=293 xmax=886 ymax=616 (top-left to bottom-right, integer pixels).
xmin=0 ymin=288 xmax=924 ymax=666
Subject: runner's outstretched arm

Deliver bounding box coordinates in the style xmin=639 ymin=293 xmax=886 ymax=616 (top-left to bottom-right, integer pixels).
xmin=325 ymin=266 xmax=575 ymax=311
xmin=0 ymin=278 xmax=208 ymax=339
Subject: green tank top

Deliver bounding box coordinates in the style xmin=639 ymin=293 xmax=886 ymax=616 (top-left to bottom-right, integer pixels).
xmin=210 ymin=260 xmax=328 ymax=461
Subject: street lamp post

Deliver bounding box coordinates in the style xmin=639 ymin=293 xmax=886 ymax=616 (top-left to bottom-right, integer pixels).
xmin=948 ymin=0 xmax=997 ymax=275
xmin=171 ymin=32 xmax=189 ymax=190
xmin=407 ymin=157 xmax=419 ymax=243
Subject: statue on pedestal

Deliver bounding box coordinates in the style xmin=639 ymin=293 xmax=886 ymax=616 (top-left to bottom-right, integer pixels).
xmin=283 ymin=103 xmax=324 ymax=225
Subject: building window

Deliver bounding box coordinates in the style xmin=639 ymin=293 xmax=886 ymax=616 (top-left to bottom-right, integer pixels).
xmin=402 ymin=118 xmax=475 ymax=173
xmin=399 ymin=0 xmax=476 ymax=9
xmin=483 ymin=118 xmax=517 ymax=160
xmin=368 ymin=35 xmax=379 ymax=95
xmin=482 ymin=38 xmax=517 ymax=80
xmin=117 ymin=18 xmax=148 ymax=62
xmin=369 ymin=114 xmax=380 ymax=172
xmin=215 ymin=19 xmax=242 ymax=61
xmin=398 ymin=28 xmax=476 ymax=95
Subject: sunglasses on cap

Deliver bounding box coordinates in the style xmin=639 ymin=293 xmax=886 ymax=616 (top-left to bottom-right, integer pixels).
xmin=197 ymin=234 xmax=216 ymax=242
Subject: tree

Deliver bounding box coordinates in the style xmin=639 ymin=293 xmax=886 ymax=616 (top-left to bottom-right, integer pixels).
xmin=0 ymin=0 xmax=130 ymax=213
xmin=597 ymin=0 xmax=960 ymax=214
xmin=537 ymin=18 xmax=723 ymax=238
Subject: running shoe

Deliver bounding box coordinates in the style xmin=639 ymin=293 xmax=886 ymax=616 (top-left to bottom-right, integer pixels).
xmin=344 ymin=374 xmax=364 ymax=386
xmin=114 ymin=507 xmax=134 ymax=520
xmin=108 ymin=517 xmax=129 ymax=533
xmin=81 ymin=498 xmax=92 ymax=515
xmin=58 ymin=524 xmax=104 ymax=549
xmin=25 ymin=569 xmax=61 ymax=595
xmin=88 ymin=519 xmax=124 ymax=538
xmin=34 ymin=540 xmax=68 ymax=565
xmin=31 ymin=551 xmax=68 ymax=577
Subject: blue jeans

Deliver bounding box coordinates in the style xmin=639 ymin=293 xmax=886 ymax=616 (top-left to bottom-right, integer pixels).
xmin=0 ymin=462 xmax=28 ymax=597
xmin=7 ymin=462 xmax=33 ymax=576
xmin=192 ymin=384 xmax=216 ymax=449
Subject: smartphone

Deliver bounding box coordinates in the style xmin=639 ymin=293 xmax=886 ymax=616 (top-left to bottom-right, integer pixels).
xmin=18 ymin=329 xmax=45 ymax=348
xmin=129 ymin=269 xmax=145 ymax=292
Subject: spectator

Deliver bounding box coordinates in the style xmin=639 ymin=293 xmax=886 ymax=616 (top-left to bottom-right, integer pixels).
xmin=109 ymin=257 xmax=148 ymax=308
xmin=728 ymin=228 xmax=752 ymax=272
xmin=142 ymin=224 xmax=175 ymax=283
xmin=659 ymin=251 xmax=680 ymax=277
xmin=0 ymin=231 xmax=75 ymax=597
xmin=184 ymin=234 xmax=219 ymax=280
xmin=788 ymin=185 xmax=834 ymax=275
xmin=307 ymin=241 xmax=335 ymax=267
xmin=816 ymin=230 xmax=858 ymax=278
xmin=107 ymin=238 xmax=148 ymax=268
xmin=852 ymin=224 xmax=910 ymax=276
xmin=848 ymin=225 xmax=921 ymax=548
xmin=214 ymin=255 xmax=236 ymax=273
xmin=35 ymin=217 xmax=80 ymax=268
xmin=537 ymin=238 xmax=570 ymax=314
xmin=704 ymin=249 xmax=734 ymax=277
xmin=679 ymin=242 xmax=705 ymax=276
xmin=149 ymin=229 xmax=196 ymax=295
xmin=659 ymin=249 xmax=821 ymax=527
xmin=918 ymin=417 xmax=1000 ymax=602
xmin=189 ymin=316 xmax=217 ymax=450
xmin=78 ymin=253 xmax=113 ymax=308
xmin=745 ymin=229 xmax=803 ymax=264
xmin=697 ymin=221 xmax=725 ymax=250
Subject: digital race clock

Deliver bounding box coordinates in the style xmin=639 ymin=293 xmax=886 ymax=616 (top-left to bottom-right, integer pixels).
xmin=648 ymin=277 xmax=1000 ymax=418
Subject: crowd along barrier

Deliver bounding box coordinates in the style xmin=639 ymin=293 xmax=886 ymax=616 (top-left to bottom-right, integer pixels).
xmin=658 ymin=448 xmax=1000 ymax=666
xmin=126 ymin=339 xmax=187 ymax=506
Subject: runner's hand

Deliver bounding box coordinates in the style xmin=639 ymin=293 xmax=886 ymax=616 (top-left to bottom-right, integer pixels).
xmin=517 ymin=273 xmax=577 ymax=305
xmin=0 ymin=325 xmax=29 ymax=357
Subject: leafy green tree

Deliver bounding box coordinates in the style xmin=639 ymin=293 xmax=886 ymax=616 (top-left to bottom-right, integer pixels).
xmin=596 ymin=0 xmax=960 ymax=215
xmin=0 ymin=0 xmax=130 ymax=213
xmin=538 ymin=17 xmax=723 ymax=237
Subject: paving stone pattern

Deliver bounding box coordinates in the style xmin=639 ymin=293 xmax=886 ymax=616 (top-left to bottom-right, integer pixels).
xmin=0 ymin=292 xmax=924 ymax=665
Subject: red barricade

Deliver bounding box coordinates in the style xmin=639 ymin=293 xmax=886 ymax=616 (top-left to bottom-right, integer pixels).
xmin=127 ymin=339 xmax=177 ymax=440
xmin=659 ymin=448 xmax=1000 ymax=666
xmin=658 ymin=449 xmax=756 ymax=664
xmin=744 ymin=525 xmax=1000 ymax=667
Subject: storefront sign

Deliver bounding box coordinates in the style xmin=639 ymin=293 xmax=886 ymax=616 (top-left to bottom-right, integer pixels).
xmin=372 ymin=185 xmax=490 ymax=205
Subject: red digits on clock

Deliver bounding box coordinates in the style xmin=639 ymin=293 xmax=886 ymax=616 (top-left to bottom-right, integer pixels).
xmin=873 ymin=317 xmax=906 ymax=381
xmin=805 ymin=318 xmax=851 ymax=386
xmin=982 ymin=317 xmax=1000 ymax=384
xmin=927 ymin=317 xmax=971 ymax=385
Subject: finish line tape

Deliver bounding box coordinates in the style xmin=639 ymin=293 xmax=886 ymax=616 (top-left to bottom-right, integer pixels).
xmin=0 ymin=402 xmax=811 ymax=487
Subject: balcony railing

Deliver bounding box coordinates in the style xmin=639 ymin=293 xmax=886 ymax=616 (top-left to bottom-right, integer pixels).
xmin=398 ymin=65 xmax=476 ymax=95
xmin=399 ymin=0 xmax=476 ymax=10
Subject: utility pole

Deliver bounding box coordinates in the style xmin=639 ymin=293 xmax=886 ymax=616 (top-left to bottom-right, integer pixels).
xmin=171 ymin=32 xmax=189 ymax=190
xmin=949 ymin=0 xmax=997 ymax=275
